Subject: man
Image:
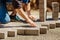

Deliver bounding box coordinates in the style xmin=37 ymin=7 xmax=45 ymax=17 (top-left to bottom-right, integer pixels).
xmin=10 ymin=0 xmax=36 ymax=21
xmin=11 ymin=0 xmax=37 ymax=27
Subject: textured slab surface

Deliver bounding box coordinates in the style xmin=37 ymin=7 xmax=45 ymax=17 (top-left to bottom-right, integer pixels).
xmin=50 ymin=24 xmax=56 ymax=29
xmin=56 ymin=23 xmax=60 ymax=27
xmin=8 ymin=31 xmax=15 ymax=37
xmin=17 ymin=29 xmax=24 ymax=35
xmin=39 ymin=21 xmax=56 ymax=29
xmin=0 ymin=33 xmax=5 ymax=39
xmin=40 ymin=22 xmax=50 ymax=30
xmin=54 ymin=21 xmax=60 ymax=27
xmin=17 ymin=27 xmax=39 ymax=35
xmin=24 ymin=30 xmax=39 ymax=35
xmin=40 ymin=26 xmax=48 ymax=34
xmin=46 ymin=21 xmax=56 ymax=29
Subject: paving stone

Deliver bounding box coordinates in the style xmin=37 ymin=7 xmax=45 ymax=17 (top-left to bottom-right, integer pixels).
xmin=40 ymin=26 xmax=47 ymax=34
xmin=13 ymin=26 xmax=39 ymax=35
xmin=46 ymin=21 xmax=56 ymax=29
xmin=39 ymin=21 xmax=56 ymax=29
xmin=54 ymin=21 xmax=60 ymax=27
xmin=0 ymin=33 xmax=5 ymax=39
xmin=50 ymin=24 xmax=56 ymax=29
xmin=24 ymin=27 xmax=39 ymax=35
xmin=24 ymin=30 xmax=39 ymax=35
xmin=17 ymin=29 xmax=24 ymax=35
xmin=41 ymin=25 xmax=50 ymax=30
xmin=8 ymin=31 xmax=15 ymax=37
xmin=40 ymin=22 xmax=50 ymax=30
xmin=56 ymin=23 xmax=60 ymax=27
xmin=0 ymin=28 xmax=8 ymax=39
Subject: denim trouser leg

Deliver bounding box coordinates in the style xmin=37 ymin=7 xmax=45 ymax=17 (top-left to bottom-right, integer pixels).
xmin=0 ymin=13 xmax=10 ymax=24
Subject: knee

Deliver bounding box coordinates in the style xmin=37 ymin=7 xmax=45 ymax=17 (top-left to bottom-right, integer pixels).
xmin=4 ymin=14 xmax=10 ymax=24
xmin=1 ymin=17 xmax=10 ymax=24
xmin=1 ymin=14 xmax=11 ymax=24
xmin=5 ymin=17 xmax=10 ymax=23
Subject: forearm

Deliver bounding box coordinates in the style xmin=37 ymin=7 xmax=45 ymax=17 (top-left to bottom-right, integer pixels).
xmin=16 ymin=8 xmax=30 ymax=20
xmin=26 ymin=3 xmax=31 ymax=16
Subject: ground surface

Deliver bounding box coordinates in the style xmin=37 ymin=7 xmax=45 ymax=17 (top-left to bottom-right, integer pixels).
xmin=0 ymin=22 xmax=60 ymax=40
xmin=0 ymin=10 xmax=60 ymax=40
xmin=1 ymin=28 xmax=60 ymax=40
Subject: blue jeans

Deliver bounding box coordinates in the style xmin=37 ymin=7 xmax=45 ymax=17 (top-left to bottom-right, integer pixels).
xmin=0 ymin=0 xmax=11 ymax=24
xmin=0 ymin=7 xmax=10 ymax=24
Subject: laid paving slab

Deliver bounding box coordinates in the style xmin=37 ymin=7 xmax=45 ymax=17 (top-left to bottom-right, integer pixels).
xmin=45 ymin=21 xmax=56 ymax=29
xmin=0 ymin=29 xmax=8 ymax=39
xmin=16 ymin=27 xmax=39 ymax=35
xmin=0 ymin=28 xmax=17 ymax=37
xmin=55 ymin=20 xmax=60 ymax=27
xmin=24 ymin=27 xmax=39 ymax=35
xmin=39 ymin=22 xmax=50 ymax=30
xmin=40 ymin=26 xmax=48 ymax=34
xmin=17 ymin=29 xmax=24 ymax=35
xmin=38 ymin=21 xmax=56 ymax=29
xmin=7 ymin=28 xmax=17 ymax=37
xmin=8 ymin=31 xmax=15 ymax=37
xmin=0 ymin=33 xmax=5 ymax=39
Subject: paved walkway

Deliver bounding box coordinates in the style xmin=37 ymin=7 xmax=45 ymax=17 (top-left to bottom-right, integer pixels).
xmin=0 ymin=28 xmax=60 ymax=40
xmin=0 ymin=10 xmax=60 ymax=40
